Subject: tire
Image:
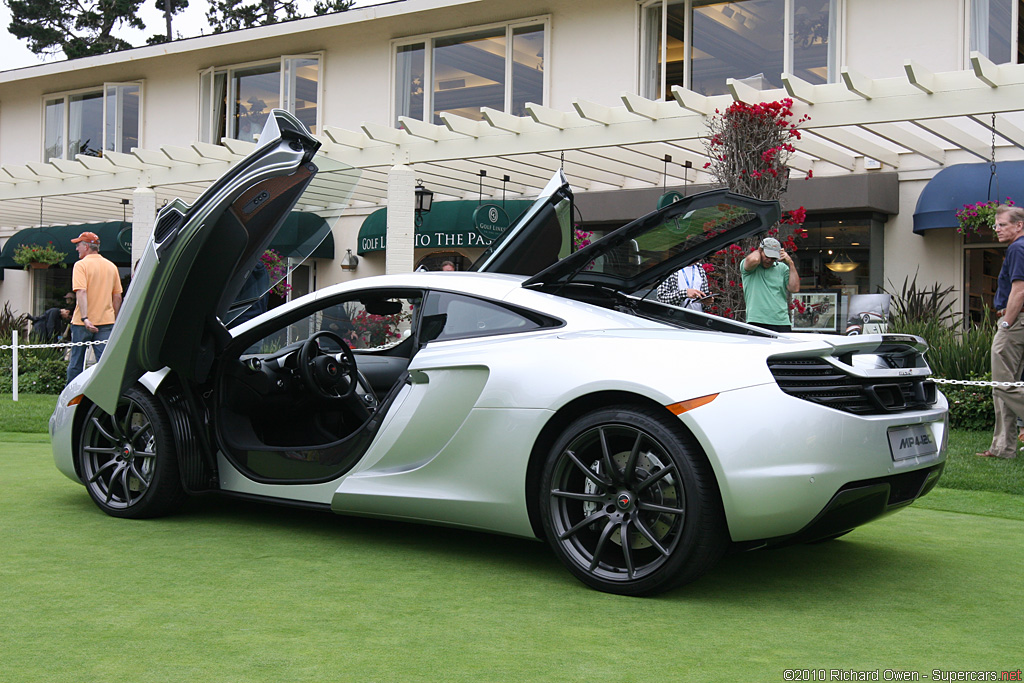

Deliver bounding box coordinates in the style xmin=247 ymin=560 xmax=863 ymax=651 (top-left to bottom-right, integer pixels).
xmin=77 ymin=386 xmax=186 ymax=519
xmin=539 ymin=406 xmax=727 ymax=596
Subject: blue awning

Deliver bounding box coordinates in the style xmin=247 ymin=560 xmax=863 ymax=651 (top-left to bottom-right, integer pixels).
xmin=913 ymin=161 xmax=1024 ymax=234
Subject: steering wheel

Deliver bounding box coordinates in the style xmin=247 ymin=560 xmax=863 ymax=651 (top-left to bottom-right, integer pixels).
xmin=298 ymin=331 xmax=358 ymax=400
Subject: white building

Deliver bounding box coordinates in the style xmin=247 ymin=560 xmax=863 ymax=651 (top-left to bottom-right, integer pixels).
xmin=1 ymin=0 xmax=1022 ymax=326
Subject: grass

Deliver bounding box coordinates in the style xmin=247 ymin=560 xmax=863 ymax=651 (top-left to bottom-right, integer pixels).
xmin=2 ymin=432 xmax=1023 ymax=682
xmin=0 ymin=393 xmax=56 ymax=433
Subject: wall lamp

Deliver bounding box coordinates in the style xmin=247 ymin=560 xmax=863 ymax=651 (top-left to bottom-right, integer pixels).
xmin=340 ymin=248 xmax=359 ymax=271
xmin=415 ymin=180 xmax=434 ymax=226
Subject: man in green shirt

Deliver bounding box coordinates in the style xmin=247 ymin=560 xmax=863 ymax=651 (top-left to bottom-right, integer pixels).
xmin=740 ymin=237 xmax=800 ymax=333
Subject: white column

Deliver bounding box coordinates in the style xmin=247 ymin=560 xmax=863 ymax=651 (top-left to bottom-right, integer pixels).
xmin=385 ymin=164 xmax=416 ymax=275
xmin=131 ymin=186 xmax=158 ymax=269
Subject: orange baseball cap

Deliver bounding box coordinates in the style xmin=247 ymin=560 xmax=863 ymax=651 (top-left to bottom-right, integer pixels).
xmin=71 ymin=231 xmax=100 ymax=245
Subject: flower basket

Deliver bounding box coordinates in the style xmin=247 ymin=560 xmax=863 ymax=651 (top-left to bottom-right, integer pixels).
xmin=260 ymin=249 xmax=291 ymax=297
xmin=12 ymin=242 xmax=69 ymax=270
xmin=956 ymin=199 xmax=1014 ymax=236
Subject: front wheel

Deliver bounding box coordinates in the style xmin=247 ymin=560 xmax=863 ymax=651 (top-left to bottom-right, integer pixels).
xmin=77 ymin=387 xmax=185 ymax=519
xmin=540 ymin=406 xmax=727 ymax=596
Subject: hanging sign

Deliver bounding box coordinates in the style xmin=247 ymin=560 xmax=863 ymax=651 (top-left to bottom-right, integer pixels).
xmin=657 ymin=191 xmax=684 ymax=210
xmin=117 ymin=225 xmax=133 ymax=254
xmin=473 ymin=204 xmax=511 ymax=242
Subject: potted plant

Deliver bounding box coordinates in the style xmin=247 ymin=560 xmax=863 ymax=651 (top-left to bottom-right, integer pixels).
xmin=956 ymin=199 xmax=1014 ymax=235
xmin=12 ymin=242 xmax=69 ymax=270
xmin=260 ymin=249 xmax=291 ymax=297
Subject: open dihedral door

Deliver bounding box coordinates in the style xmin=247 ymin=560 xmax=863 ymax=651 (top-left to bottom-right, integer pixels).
xmin=83 ymin=111 xmax=325 ymax=414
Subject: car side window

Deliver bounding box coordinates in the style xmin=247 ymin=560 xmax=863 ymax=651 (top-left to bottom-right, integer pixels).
xmin=242 ymin=295 xmax=419 ymax=355
xmin=420 ymin=291 xmax=554 ymax=343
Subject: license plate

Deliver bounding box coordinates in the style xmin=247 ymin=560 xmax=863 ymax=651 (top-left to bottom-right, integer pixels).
xmin=888 ymin=424 xmax=938 ymax=461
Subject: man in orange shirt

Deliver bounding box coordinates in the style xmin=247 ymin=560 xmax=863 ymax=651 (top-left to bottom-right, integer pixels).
xmin=66 ymin=231 xmax=123 ymax=384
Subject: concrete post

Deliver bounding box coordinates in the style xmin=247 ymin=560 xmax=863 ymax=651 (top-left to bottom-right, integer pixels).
xmin=131 ymin=186 xmax=158 ymax=269
xmin=386 ymin=165 xmax=416 ymax=275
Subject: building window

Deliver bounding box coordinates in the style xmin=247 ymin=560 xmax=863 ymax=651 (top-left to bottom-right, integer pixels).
xmin=200 ymin=55 xmax=321 ymax=144
xmin=43 ymin=83 xmax=141 ymax=161
xmin=640 ymin=0 xmax=837 ymax=99
xmin=969 ymin=0 xmax=1022 ymax=64
xmin=793 ymin=218 xmax=874 ymax=295
xmin=394 ymin=19 xmax=547 ymax=125
xmin=963 ymin=229 xmax=1002 ymax=324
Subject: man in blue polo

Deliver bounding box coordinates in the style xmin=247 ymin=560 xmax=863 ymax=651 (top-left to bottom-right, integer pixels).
xmin=741 ymin=237 xmax=800 ymax=333
xmin=978 ymin=205 xmax=1024 ymax=459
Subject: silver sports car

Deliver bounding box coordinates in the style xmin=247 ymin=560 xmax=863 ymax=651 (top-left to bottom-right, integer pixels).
xmin=51 ymin=111 xmax=948 ymax=596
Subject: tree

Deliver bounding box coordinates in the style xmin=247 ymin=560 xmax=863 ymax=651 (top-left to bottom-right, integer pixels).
xmin=147 ymin=0 xmax=189 ymax=45
xmin=6 ymin=0 xmax=145 ymax=58
xmin=207 ymin=0 xmax=354 ymax=33
xmin=700 ymin=98 xmax=810 ymax=321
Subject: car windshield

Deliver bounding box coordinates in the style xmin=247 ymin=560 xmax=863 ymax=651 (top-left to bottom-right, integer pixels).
xmin=527 ymin=193 xmax=773 ymax=294
xmin=578 ymin=203 xmax=757 ymax=279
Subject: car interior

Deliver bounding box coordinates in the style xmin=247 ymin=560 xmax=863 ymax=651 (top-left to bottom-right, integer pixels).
xmin=212 ymin=291 xmax=421 ymax=483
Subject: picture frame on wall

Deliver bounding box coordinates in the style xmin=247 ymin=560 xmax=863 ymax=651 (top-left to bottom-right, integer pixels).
xmin=791 ymin=290 xmax=840 ymax=332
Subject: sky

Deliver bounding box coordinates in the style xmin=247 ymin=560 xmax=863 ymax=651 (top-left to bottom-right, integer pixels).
xmin=0 ymin=1 xmax=362 ymax=72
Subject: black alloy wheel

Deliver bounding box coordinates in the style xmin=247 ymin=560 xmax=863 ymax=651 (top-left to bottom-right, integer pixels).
xmin=77 ymin=387 xmax=185 ymax=519
xmin=540 ymin=406 xmax=727 ymax=596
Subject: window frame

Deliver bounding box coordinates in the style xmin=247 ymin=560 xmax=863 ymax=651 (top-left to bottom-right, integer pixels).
xmin=198 ymin=53 xmax=324 ymax=144
xmin=637 ymin=0 xmax=841 ymax=99
xmin=420 ymin=290 xmax=563 ymax=344
xmin=965 ymin=0 xmax=1021 ymax=65
xmin=390 ymin=16 xmax=551 ymax=125
xmin=41 ymin=81 xmax=144 ymax=161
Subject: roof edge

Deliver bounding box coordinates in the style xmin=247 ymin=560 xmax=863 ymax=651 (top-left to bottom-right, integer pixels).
xmin=0 ymin=0 xmax=484 ymax=84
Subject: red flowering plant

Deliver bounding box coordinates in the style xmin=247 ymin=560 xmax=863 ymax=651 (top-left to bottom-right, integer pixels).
xmin=573 ymin=228 xmax=593 ymax=250
xmin=573 ymin=227 xmax=597 ymax=270
xmin=700 ymin=98 xmax=810 ymax=320
xmin=351 ymin=308 xmax=412 ymax=348
xmin=955 ymin=198 xmax=1014 ymax=236
xmin=260 ymin=249 xmax=291 ymax=297
xmin=13 ymin=242 xmax=68 ymax=269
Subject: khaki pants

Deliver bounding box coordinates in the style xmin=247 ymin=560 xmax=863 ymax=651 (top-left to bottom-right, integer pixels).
xmin=989 ymin=314 xmax=1024 ymax=457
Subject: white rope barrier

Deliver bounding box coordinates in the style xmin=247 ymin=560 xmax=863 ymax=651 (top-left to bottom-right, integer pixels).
xmin=5 ymin=332 xmax=107 ymax=401
xmin=931 ymin=378 xmax=1024 ymax=388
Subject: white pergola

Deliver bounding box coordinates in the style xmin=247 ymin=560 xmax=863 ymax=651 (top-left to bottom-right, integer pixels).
xmin=3 ymin=52 xmax=1024 ymax=231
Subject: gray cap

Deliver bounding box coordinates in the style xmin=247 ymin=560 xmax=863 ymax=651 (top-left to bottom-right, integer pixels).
xmin=759 ymin=237 xmax=782 ymax=259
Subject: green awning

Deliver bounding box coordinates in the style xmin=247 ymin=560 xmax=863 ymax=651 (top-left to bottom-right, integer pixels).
xmin=358 ymin=200 xmax=535 ymax=254
xmin=270 ymin=212 xmax=334 ymax=259
xmin=0 ymin=213 xmax=332 ymax=270
xmin=0 ymin=221 xmax=131 ymax=269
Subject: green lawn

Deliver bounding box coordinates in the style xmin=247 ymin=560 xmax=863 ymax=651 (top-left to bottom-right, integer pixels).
xmin=0 ymin=393 xmax=56 ymax=433
xmin=1 ymin=395 xmax=1023 ymax=681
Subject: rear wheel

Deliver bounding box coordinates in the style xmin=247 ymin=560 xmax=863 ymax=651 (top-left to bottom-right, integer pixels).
xmin=540 ymin=406 xmax=727 ymax=596
xmin=77 ymin=387 xmax=185 ymax=519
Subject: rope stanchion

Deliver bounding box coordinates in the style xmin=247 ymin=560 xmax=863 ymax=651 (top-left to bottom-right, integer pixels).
xmin=932 ymin=378 xmax=1024 ymax=388
xmin=1 ymin=340 xmax=108 ymax=350
xmin=5 ymin=335 xmax=108 ymax=401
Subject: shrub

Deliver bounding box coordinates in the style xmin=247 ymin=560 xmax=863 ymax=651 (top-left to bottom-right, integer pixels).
xmin=942 ymin=377 xmax=994 ymax=431
xmin=0 ymin=350 xmax=67 ymax=395
xmin=0 ymin=302 xmax=29 ymax=342
xmin=0 ymin=316 xmax=67 ymax=395
xmin=885 ymin=271 xmax=959 ymax=330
